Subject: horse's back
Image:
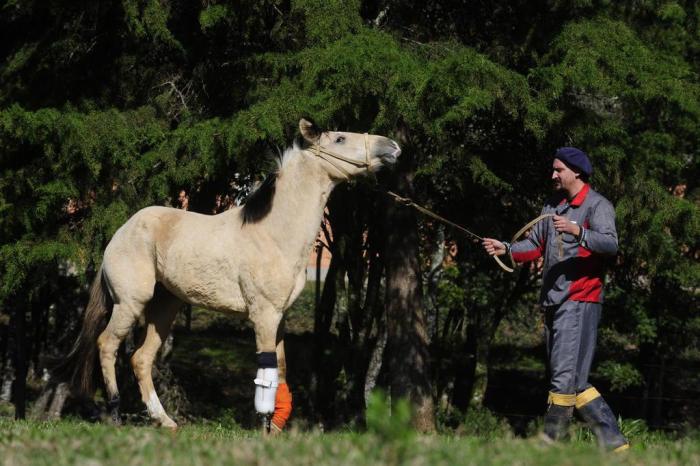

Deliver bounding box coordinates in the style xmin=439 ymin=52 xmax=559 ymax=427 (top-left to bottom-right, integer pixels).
xmin=107 ymin=205 xmax=186 ymax=250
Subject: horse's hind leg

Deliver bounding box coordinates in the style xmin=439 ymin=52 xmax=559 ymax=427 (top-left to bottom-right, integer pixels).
xmin=270 ymin=332 xmax=292 ymax=433
xmin=97 ymin=302 xmax=143 ymax=424
xmin=130 ymin=288 xmax=180 ymax=430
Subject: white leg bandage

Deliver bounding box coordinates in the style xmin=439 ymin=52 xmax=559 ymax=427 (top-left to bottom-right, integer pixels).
xmin=254 ymin=367 xmax=279 ymax=414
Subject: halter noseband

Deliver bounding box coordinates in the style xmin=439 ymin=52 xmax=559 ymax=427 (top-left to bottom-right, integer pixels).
xmin=307 ymin=133 xmax=371 ymax=179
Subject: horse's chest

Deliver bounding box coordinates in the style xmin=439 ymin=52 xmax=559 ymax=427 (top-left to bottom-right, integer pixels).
xmin=234 ymin=259 xmax=304 ymax=310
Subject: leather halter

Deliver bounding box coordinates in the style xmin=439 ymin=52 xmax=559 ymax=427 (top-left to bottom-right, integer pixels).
xmin=306 ymin=133 xmax=371 ymax=179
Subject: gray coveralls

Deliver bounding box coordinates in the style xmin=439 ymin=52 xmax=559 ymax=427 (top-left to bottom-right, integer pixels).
xmin=509 ymin=184 xmax=628 ymax=450
xmin=510 ymin=183 xmax=618 ymax=395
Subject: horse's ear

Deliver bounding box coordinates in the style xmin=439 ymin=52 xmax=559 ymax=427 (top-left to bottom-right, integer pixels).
xmin=299 ymin=118 xmax=321 ymax=143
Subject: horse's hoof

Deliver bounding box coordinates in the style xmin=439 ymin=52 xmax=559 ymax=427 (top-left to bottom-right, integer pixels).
xmin=83 ymin=400 xmax=101 ymax=423
xmin=259 ymin=415 xmax=272 ymax=435
xmin=160 ymin=418 xmax=178 ymax=432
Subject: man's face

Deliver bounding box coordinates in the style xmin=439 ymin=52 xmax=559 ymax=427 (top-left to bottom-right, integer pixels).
xmin=552 ymin=158 xmax=579 ymax=192
xmin=178 ymin=190 xmax=189 ymax=209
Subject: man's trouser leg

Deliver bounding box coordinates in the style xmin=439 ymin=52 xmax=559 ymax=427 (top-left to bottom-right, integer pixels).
xmin=544 ymin=301 xmax=628 ymax=450
xmin=544 ymin=301 xmax=601 ymax=440
xmin=542 ymin=301 xmax=585 ymax=441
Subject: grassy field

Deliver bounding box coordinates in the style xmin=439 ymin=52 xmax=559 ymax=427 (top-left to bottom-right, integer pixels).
xmin=1 ymin=417 xmax=700 ymax=466
xmin=4 ymin=285 xmax=699 ymax=465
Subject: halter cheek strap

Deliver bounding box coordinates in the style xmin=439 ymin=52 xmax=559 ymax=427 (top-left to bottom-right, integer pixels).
xmin=308 ymin=133 xmax=371 ymax=179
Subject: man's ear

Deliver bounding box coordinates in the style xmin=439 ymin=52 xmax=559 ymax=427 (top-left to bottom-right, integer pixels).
xmin=299 ymin=118 xmax=321 ymax=144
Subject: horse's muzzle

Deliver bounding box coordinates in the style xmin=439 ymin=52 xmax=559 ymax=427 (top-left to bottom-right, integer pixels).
xmin=378 ymin=141 xmax=401 ymax=165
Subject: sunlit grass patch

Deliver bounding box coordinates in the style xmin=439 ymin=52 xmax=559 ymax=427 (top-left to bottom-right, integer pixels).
xmin=2 ymin=417 xmax=700 ymax=466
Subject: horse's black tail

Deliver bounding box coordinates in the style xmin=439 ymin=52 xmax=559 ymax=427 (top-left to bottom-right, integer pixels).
xmin=54 ymin=267 xmax=112 ymax=397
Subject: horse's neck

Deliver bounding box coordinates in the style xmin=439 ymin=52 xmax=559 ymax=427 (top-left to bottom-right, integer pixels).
xmin=261 ymin=152 xmax=335 ymax=267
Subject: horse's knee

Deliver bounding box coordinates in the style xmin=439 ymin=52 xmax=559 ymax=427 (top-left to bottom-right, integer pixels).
xmin=250 ymin=308 xmax=283 ymax=352
xmin=130 ymin=350 xmax=150 ymax=379
xmin=97 ymin=332 xmax=118 ymax=360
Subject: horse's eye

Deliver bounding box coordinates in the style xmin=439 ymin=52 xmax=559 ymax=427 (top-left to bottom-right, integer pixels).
xmin=335 ymin=136 xmax=345 ymax=144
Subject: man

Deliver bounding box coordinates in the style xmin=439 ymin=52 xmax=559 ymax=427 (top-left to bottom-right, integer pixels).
xmin=482 ymin=147 xmax=629 ymax=452
xmin=177 ymin=189 xmax=189 ymax=210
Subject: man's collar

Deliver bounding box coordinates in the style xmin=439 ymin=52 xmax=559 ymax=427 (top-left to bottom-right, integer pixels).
xmin=569 ymin=183 xmax=590 ymax=207
xmin=556 ymin=183 xmax=590 ymax=207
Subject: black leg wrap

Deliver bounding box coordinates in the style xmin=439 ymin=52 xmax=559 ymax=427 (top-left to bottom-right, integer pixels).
xmin=257 ymin=352 xmax=277 ymax=368
xmin=543 ymin=404 xmax=573 ymax=441
xmin=577 ymin=397 xmax=628 ymax=451
xmin=107 ymin=396 xmax=121 ymax=424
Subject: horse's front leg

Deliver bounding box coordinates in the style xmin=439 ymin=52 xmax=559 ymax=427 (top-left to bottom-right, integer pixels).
xmin=250 ymin=305 xmax=284 ymax=433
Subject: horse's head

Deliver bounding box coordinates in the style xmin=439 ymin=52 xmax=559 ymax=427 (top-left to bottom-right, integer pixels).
xmin=299 ymin=119 xmax=401 ymax=180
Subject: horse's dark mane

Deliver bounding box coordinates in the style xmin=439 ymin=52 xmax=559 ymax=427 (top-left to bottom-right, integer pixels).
xmin=241 ymin=172 xmax=278 ymax=225
xmin=240 ymin=136 xmax=320 ymax=225
xmin=294 ymin=135 xmax=311 ymax=150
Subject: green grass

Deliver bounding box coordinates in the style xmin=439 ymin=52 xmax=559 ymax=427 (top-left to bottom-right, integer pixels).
xmin=5 ymin=286 xmax=697 ymax=464
xmin=1 ymin=418 xmax=699 ymax=466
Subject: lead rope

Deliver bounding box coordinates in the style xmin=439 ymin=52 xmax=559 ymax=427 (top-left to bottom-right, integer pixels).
xmin=384 ymin=191 xmax=554 ymax=273
xmin=506 ymin=213 xmax=556 ymax=272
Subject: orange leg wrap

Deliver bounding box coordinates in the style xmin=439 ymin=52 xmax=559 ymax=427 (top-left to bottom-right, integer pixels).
xmin=271 ymin=382 xmax=292 ymax=431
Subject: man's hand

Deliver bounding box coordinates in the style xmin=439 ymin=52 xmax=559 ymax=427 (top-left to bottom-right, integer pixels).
xmin=482 ymin=238 xmax=507 ymax=256
xmin=552 ymin=215 xmax=581 ymax=237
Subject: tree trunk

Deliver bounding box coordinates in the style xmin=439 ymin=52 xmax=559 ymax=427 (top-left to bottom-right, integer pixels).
xmin=0 ymin=313 xmax=12 ymax=404
xmin=47 ymin=383 xmax=70 ymax=419
xmin=425 ymin=225 xmax=446 ymax=343
xmin=454 ymin=266 xmax=530 ymax=411
xmin=364 ymin=325 xmax=387 ymax=408
xmin=311 ymin=238 xmax=341 ymax=426
xmin=383 ymin=142 xmax=436 ymax=433
xmin=452 ymin=311 xmax=477 ymax=411
xmin=641 ymin=346 xmax=665 ymax=428
xmin=11 ymin=301 xmax=27 ymax=419
xmin=315 ymin=242 xmax=323 ymax=309
xmin=1 ymin=361 xmax=13 ymax=403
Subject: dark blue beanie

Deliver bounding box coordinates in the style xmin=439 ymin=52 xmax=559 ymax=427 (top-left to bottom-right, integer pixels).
xmin=554 ymin=147 xmax=592 ymax=176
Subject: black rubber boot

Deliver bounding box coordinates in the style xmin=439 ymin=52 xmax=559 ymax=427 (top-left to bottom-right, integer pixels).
xmin=577 ymin=395 xmax=629 ymax=452
xmin=543 ymin=403 xmax=574 ymax=441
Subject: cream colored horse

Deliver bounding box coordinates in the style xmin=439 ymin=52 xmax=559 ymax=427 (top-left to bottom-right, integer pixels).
xmin=65 ymin=119 xmax=400 ymax=430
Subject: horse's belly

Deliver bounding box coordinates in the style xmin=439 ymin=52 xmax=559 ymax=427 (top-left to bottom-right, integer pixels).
xmin=160 ymin=259 xmax=246 ymax=313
